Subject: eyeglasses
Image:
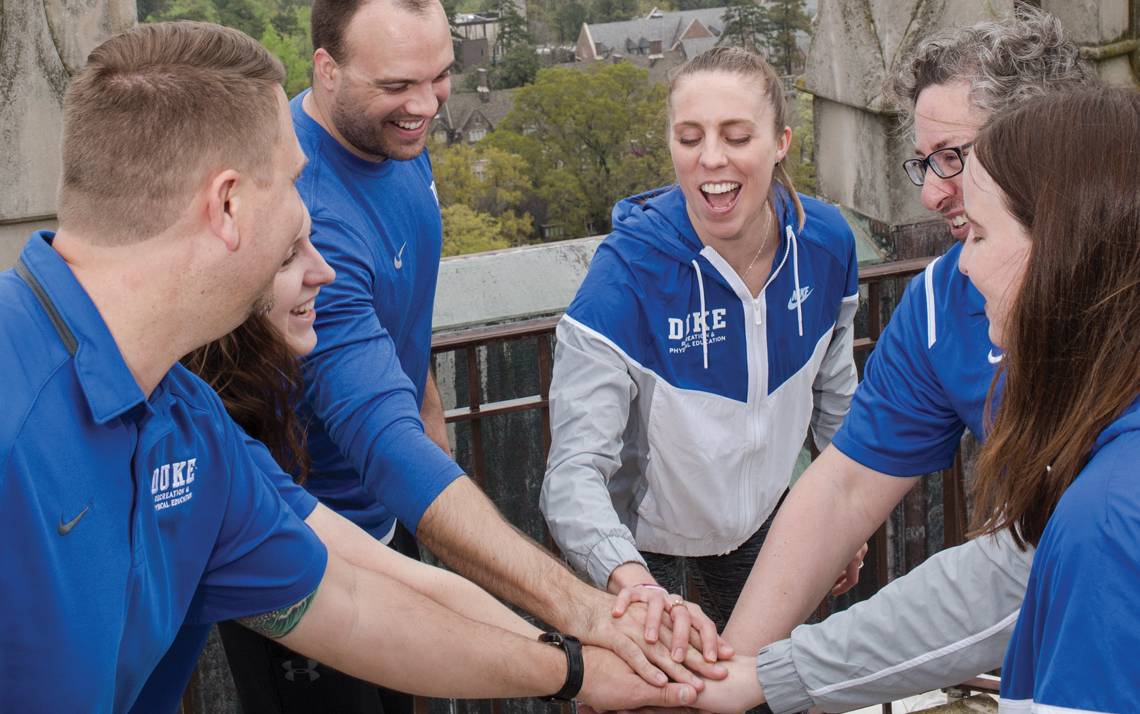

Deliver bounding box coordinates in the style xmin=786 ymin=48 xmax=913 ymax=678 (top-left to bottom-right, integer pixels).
xmin=902 ymin=143 xmax=973 ymax=186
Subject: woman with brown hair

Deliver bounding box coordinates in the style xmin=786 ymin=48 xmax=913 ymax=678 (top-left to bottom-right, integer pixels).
xmin=956 ymin=86 xmax=1140 ymax=712
xmin=541 ymin=45 xmax=864 ymax=653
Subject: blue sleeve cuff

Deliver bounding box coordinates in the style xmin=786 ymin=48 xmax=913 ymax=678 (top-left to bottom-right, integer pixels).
xmin=363 ymin=423 xmax=465 ymax=534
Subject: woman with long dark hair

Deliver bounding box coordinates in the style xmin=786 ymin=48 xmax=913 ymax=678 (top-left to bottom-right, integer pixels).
xmin=957 ymin=87 xmax=1140 ymax=712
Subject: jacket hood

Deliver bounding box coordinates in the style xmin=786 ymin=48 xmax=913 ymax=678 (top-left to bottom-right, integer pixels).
xmin=599 ymin=183 xmax=812 ymax=372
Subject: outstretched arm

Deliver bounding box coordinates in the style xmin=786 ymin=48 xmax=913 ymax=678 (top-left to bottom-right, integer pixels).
xmin=418 ymin=477 xmax=727 ymax=688
xmin=541 ymin=318 xmax=728 ymax=663
xmin=724 ymin=446 xmax=917 ymax=654
xmin=262 ymin=553 xmax=698 ymax=710
xmin=756 ymin=531 xmax=1030 ymax=713
xmin=305 ymin=503 xmax=537 ymax=637
xmin=696 ymin=530 xmax=1032 ymax=714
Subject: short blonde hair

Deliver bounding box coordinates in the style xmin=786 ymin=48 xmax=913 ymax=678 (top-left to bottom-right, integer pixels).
xmin=668 ymin=46 xmax=805 ymax=230
xmin=58 ymin=22 xmax=286 ymax=243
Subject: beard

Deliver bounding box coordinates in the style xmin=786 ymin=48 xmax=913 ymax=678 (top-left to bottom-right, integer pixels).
xmin=330 ymin=91 xmax=426 ymax=162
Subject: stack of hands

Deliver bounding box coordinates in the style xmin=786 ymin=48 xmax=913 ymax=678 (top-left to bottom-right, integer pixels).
xmin=571 ymin=588 xmax=758 ymax=714
xmin=571 ymin=546 xmax=868 ymax=714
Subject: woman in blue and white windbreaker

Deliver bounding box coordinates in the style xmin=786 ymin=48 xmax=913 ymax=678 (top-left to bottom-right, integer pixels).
xmin=540 ymin=46 xmax=862 ymax=643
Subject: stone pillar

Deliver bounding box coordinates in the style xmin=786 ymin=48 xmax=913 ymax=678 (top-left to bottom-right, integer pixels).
xmin=0 ymin=0 xmax=136 ymax=268
xmin=1042 ymin=0 xmax=1136 ymax=85
xmin=803 ymin=0 xmax=1014 ymax=259
xmin=804 ymin=0 xmax=1137 ymax=259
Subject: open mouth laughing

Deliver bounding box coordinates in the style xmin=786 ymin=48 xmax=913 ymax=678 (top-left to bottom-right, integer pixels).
xmin=700 ymin=181 xmax=742 ymax=212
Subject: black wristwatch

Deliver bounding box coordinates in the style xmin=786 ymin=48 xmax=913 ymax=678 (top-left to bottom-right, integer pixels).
xmin=538 ymin=632 xmax=584 ymax=701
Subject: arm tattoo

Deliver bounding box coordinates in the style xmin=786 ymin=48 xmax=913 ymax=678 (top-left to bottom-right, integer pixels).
xmin=238 ymin=590 xmax=317 ymax=639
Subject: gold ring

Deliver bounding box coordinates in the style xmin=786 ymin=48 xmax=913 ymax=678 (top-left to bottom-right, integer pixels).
xmin=670 ymin=596 xmax=684 ymax=609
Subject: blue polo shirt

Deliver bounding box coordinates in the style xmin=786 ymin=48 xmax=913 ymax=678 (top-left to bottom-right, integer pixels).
xmin=832 ymin=241 xmax=998 ymax=474
xmin=291 ymin=91 xmax=463 ymax=539
xmin=130 ymin=436 xmax=321 ymax=714
xmin=999 ymin=397 xmax=1140 ymax=713
xmin=0 ymin=233 xmax=328 ymax=712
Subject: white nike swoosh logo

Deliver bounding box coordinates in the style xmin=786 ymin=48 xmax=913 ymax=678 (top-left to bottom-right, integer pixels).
xmin=987 ymin=349 xmax=1004 ymax=364
xmin=393 ymin=242 xmax=407 ymax=270
xmin=788 ymin=287 xmax=812 ymax=310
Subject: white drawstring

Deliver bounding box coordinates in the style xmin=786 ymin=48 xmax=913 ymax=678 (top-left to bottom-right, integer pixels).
xmin=788 ymin=225 xmax=803 ymax=337
xmin=691 ymin=258 xmax=709 ymax=370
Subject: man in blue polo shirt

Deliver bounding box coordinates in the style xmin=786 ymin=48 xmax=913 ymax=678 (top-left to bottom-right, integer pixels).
xmin=705 ymin=9 xmax=1100 ymax=713
xmin=0 ymin=21 xmax=699 ymax=713
xmin=264 ymin=0 xmax=728 ymax=691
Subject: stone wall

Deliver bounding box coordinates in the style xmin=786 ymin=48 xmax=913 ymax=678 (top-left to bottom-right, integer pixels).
xmin=0 ymin=0 xmax=136 ymax=264
xmin=805 ymin=0 xmax=1138 ymax=259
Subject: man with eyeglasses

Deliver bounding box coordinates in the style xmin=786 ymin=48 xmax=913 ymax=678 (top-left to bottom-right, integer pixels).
xmin=679 ymin=8 xmax=1103 ymax=714
xmin=903 ymin=143 xmax=972 ymax=193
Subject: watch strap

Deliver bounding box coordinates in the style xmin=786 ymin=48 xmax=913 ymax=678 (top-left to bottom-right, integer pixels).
xmin=538 ymin=632 xmax=584 ymax=701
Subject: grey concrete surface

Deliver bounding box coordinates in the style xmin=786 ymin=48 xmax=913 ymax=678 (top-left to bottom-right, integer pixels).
xmin=0 ymin=218 xmax=56 ymax=269
xmin=1044 ymin=0 xmax=1129 ymax=44
xmin=804 ymin=0 xmax=1013 ymax=232
xmin=432 ymin=235 xmax=603 ymax=331
xmin=0 ymin=0 xmax=135 ymax=230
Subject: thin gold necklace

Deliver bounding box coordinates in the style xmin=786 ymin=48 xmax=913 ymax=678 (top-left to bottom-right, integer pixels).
xmin=741 ymin=203 xmax=774 ymax=279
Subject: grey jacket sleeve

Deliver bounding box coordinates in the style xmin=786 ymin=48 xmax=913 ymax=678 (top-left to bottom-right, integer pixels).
xmin=539 ymin=317 xmax=645 ymax=588
xmin=757 ymin=530 xmax=1033 ymax=713
xmin=810 ymin=295 xmax=858 ymax=450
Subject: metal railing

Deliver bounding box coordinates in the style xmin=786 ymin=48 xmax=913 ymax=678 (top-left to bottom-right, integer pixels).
xmin=431 ymin=255 xmax=969 ymax=588
xmin=430 ymin=255 xmax=979 ymax=711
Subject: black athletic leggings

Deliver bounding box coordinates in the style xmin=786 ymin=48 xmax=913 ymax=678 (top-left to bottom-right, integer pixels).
xmin=640 ymin=491 xmax=787 ymax=632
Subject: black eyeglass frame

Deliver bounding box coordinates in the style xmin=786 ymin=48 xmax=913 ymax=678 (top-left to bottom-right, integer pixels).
xmin=902 ymin=143 xmax=974 ymax=187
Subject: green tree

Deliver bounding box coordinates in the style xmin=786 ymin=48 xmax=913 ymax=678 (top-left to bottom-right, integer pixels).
xmin=489 ymin=62 xmax=673 ymax=238
xmin=496 ymin=42 xmax=540 ymax=88
xmin=259 ymin=13 xmax=313 ymax=97
xmin=434 ymin=141 xmax=536 ymax=245
xmin=766 ymin=0 xmax=811 ymax=76
xmin=145 ymin=0 xmax=219 ymax=24
xmin=434 ymin=143 xmax=532 ymax=217
xmin=216 ymin=0 xmax=272 ymax=38
xmin=553 ymin=2 xmax=589 ymax=44
xmin=588 ymin=0 xmax=639 ymax=23
xmin=137 ymin=0 xmax=171 ymax=20
xmin=492 ymin=0 xmax=532 ymax=58
xmin=441 ymin=204 xmax=512 ymax=256
xmin=721 ymin=0 xmax=772 ymax=53
xmin=145 ymin=0 xmax=314 ymax=97
xmin=784 ymin=90 xmax=816 ymax=195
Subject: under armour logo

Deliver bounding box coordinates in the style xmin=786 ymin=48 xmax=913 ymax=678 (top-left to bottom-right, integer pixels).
xmin=282 ymin=658 xmax=321 ymax=683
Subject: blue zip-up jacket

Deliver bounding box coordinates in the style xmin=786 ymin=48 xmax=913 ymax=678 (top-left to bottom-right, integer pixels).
xmin=540 ymin=185 xmax=858 ymax=587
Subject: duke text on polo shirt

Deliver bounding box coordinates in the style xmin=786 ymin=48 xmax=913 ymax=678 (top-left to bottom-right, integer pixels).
xmin=0 ymin=233 xmax=327 ymax=712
